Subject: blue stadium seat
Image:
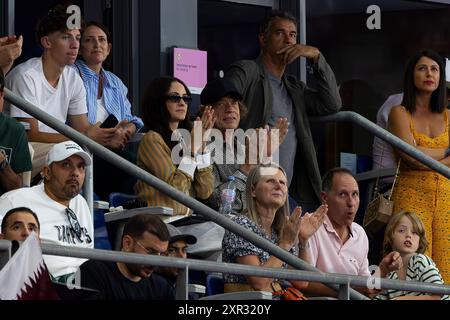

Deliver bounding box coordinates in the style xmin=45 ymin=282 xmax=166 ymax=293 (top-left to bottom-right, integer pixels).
xmin=205 ymin=273 xmax=224 ymax=296
xmin=93 ymin=192 xmax=111 ymax=250
xmin=108 ymin=192 xmax=138 ymax=208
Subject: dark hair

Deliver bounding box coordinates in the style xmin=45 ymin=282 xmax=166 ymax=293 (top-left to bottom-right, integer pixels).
xmin=82 ymin=21 xmax=111 ymax=42
xmin=259 ymin=10 xmax=297 ymax=35
xmin=141 ymin=76 xmax=193 ymax=149
xmin=122 ymin=214 xmax=169 ymax=242
xmin=0 ymin=68 xmax=4 ymax=92
xmin=1 ymin=207 xmax=40 ymax=233
xmin=401 ymin=49 xmax=447 ymax=113
xmin=79 ymin=21 xmax=112 ymax=67
xmin=322 ymin=167 xmax=356 ymax=193
xmin=36 ymin=2 xmax=83 ymax=44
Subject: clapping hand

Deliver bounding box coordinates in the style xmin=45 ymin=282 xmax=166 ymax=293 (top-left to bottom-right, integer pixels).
xmin=244 ymin=117 xmax=289 ymax=165
xmin=298 ymin=204 xmax=327 ymax=244
xmin=264 ymin=117 xmax=289 ymax=158
xmin=278 ymin=207 xmax=303 ymax=249
xmin=191 ymin=106 xmax=215 ymax=155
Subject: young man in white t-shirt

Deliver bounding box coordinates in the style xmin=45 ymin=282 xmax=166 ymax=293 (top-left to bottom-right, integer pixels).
xmin=5 ymin=4 xmax=127 ymax=179
xmin=0 ymin=140 xmax=94 ymax=282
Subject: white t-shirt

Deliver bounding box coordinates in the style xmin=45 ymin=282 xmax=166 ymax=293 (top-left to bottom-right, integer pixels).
xmin=95 ymin=97 xmax=109 ymax=123
xmin=0 ymin=184 xmax=94 ymax=278
xmin=5 ymin=57 xmax=87 ymax=134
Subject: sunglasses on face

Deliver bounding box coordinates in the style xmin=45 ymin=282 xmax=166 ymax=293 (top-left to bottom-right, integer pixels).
xmin=165 ymin=95 xmax=192 ymax=104
xmin=65 ymin=207 xmax=82 ymax=239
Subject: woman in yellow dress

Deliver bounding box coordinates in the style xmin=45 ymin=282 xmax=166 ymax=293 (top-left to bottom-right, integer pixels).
xmin=388 ymin=49 xmax=450 ymax=283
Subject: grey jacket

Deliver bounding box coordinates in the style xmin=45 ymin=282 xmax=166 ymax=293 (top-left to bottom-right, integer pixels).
xmin=225 ymin=54 xmax=342 ymax=206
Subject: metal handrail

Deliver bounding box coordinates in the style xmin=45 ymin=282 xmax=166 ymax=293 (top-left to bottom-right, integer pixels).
xmin=7 ymin=90 xmax=449 ymax=300
xmin=41 ymin=243 xmax=448 ymax=296
xmin=312 ymin=111 xmax=450 ymax=179
xmin=4 ymin=89 xmax=367 ymax=300
xmin=5 ymin=241 xmax=448 ymax=298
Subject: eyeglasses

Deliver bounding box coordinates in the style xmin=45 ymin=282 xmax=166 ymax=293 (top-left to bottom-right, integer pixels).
xmin=165 ymin=95 xmax=192 ymax=104
xmin=65 ymin=207 xmax=82 ymax=239
xmin=132 ymin=237 xmax=162 ymax=256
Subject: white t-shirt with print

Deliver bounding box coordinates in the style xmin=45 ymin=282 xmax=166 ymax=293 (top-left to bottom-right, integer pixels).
xmin=0 ymin=184 xmax=94 ymax=278
xmin=5 ymin=57 xmax=87 ymax=134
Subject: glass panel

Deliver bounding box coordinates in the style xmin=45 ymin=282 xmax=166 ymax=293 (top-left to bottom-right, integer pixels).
xmin=306 ymin=0 xmax=450 ymax=160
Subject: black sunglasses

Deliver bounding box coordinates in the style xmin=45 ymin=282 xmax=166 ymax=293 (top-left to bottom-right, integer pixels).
xmin=65 ymin=207 xmax=82 ymax=239
xmin=165 ymin=95 xmax=192 ymax=104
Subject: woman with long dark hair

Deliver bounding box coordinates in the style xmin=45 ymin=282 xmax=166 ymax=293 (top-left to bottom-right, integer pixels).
xmin=388 ymin=49 xmax=450 ymax=283
xmin=135 ymin=76 xmax=215 ymax=215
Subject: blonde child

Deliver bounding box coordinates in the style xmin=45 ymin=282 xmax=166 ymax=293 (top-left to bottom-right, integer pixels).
xmin=374 ymin=211 xmax=449 ymax=300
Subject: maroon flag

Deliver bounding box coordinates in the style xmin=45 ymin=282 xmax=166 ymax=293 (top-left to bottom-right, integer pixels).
xmin=0 ymin=232 xmax=59 ymax=300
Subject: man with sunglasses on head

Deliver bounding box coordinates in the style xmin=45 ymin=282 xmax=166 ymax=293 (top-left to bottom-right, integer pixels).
xmin=79 ymin=214 xmax=175 ymax=300
xmin=0 ymin=140 xmax=93 ymax=284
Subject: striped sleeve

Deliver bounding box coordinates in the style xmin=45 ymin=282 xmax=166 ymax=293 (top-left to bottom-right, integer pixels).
xmin=413 ymin=254 xmax=445 ymax=285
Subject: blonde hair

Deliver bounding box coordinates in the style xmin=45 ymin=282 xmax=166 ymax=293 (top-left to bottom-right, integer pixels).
xmin=245 ymin=163 xmax=290 ymax=236
xmin=382 ymin=211 xmax=428 ymax=256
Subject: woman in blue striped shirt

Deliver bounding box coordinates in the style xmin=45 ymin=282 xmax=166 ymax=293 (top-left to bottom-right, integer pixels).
xmin=75 ymin=21 xmax=144 ymax=199
xmin=75 ymin=21 xmax=143 ymax=139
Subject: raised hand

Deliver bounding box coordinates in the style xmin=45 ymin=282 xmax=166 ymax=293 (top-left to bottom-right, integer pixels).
xmin=264 ymin=117 xmax=289 ymax=158
xmin=379 ymin=251 xmax=403 ymax=277
xmin=276 ymin=43 xmax=320 ymax=65
xmin=279 ymin=207 xmax=302 ymax=249
xmin=191 ymin=106 xmax=215 ymax=155
xmin=0 ymin=35 xmax=23 ymax=73
xmin=298 ymin=204 xmax=327 ymax=243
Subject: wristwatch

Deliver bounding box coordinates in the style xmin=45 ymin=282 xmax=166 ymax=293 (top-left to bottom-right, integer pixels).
xmin=0 ymin=158 xmax=8 ymax=171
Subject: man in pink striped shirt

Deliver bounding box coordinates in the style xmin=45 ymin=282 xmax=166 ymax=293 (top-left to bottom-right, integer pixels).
xmin=299 ymin=167 xmax=371 ymax=297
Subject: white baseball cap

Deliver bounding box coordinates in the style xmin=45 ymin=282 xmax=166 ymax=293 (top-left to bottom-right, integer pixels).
xmin=46 ymin=141 xmax=92 ymax=166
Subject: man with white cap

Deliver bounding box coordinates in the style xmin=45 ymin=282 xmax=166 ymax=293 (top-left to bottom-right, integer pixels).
xmin=156 ymin=224 xmax=197 ymax=288
xmin=0 ymin=140 xmax=94 ymax=283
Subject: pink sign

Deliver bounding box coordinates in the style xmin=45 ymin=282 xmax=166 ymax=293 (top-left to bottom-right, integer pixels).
xmin=173 ymin=47 xmax=207 ymax=94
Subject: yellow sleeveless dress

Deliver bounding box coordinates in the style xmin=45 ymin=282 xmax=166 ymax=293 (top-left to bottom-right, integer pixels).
xmin=391 ymin=111 xmax=450 ymax=283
